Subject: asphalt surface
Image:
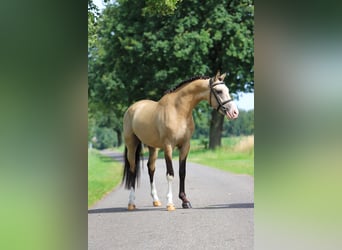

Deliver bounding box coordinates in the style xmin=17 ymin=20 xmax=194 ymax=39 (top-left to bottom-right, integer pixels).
xmin=88 ymin=150 xmax=254 ymax=250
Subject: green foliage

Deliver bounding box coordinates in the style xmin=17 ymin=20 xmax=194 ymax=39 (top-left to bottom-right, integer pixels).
xmin=88 ymin=0 xmax=99 ymax=51
xmin=143 ymin=0 xmax=183 ymax=16
xmin=223 ymin=109 xmax=254 ymax=136
xmin=199 ymin=136 xmax=209 ymax=149
xmin=88 ymin=112 xmax=96 ymax=142
xmin=192 ymin=108 xmax=254 ymax=139
xmin=90 ymin=0 xmax=253 ymax=100
xmin=93 ymin=127 xmax=117 ymax=149
xmin=192 ymin=102 xmax=211 ymax=138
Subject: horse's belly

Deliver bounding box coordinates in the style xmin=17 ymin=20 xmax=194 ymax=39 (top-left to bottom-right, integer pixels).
xmin=134 ymin=128 xmax=163 ymax=148
xmin=132 ymin=119 xmax=187 ymax=149
xmin=131 ymin=107 xmax=163 ymax=148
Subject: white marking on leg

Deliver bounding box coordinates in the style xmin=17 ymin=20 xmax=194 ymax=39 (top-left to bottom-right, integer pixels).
xmin=150 ymin=181 xmax=160 ymax=202
xmin=128 ymin=187 xmax=135 ymax=206
xmin=166 ymin=174 xmax=174 ymax=205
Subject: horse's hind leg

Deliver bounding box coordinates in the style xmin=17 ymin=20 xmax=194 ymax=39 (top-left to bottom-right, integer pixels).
xmin=147 ymin=147 xmax=161 ymax=207
xmin=126 ymin=142 xmax=138 ymax=210
xmin=123 ymin=133 xmax=141 ymax=211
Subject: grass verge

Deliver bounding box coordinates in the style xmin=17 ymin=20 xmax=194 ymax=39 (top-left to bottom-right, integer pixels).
xmin=88 ymin=149 xmax=123 ymax=207
xmin=188 ymin=136 xmax=254 ymax=176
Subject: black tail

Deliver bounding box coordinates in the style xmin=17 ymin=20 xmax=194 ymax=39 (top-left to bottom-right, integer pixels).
xmin=122 ymin=143 xmax=142 ymax=189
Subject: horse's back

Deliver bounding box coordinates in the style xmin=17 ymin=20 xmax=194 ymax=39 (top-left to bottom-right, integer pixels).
xmin=125 ymin=100 xmax=158 ymax=121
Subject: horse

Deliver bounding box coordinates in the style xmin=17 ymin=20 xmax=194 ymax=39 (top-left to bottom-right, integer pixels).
xmin=122 ymin=71 xmax=239 ymax=211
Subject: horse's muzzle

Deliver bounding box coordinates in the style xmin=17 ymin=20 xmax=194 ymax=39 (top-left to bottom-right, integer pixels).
xmin=226 ymin=109 xmax=239 ymax=120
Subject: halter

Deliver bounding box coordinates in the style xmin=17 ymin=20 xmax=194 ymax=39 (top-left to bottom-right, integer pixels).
xmin=209 ymin=78 xmax=233 ymax=113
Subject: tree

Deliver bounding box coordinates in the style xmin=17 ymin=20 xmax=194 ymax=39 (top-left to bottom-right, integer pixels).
xmin=223 ymin=109 xmax=254 ymax=136
xmin=88 ymin=0 xmax=99 ymax=50
xmin=88 ymin=0 xmax=254 ymax=148
xmin=88 ymin=0 xmax=125 ymax=146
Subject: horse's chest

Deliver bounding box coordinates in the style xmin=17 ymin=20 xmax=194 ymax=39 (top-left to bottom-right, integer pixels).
xmin=174 ymin=122 xmax=188 ymax=138
xmin=163 ymin=117 xmax=193 ymax=142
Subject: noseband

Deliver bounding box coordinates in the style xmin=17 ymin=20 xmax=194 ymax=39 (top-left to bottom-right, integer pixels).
xmin=209 ymin=78 xmax=233 ymax=113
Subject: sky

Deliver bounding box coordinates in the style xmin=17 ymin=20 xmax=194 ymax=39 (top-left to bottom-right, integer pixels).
xmin=91 ymin=0 xmax=254 ymax=111
xmin=235 ymin=92 xmax=254 ymax=111
xmin=93 ymin=0 xmax=105 ymax=10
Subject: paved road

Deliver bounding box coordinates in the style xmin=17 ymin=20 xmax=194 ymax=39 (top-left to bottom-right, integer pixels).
xmin=88 ymin=150 xmax=254 ymax=250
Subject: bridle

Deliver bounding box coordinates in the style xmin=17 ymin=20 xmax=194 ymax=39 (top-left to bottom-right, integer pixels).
xmin=209 ymin=78 xmax=233 ymax=113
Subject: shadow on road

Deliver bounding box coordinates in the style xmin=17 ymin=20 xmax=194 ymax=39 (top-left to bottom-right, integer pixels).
xmin=195 ymin=203 xmax=254 ymax=209
xmin=88 ymin=207 xmax=165 ymax=214
xmin=88 ymin=203 xmax=254 ymax=214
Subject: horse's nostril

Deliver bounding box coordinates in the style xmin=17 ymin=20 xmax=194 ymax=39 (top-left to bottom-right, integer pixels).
xmin=233 ymin=110 xmax=239 ymax=117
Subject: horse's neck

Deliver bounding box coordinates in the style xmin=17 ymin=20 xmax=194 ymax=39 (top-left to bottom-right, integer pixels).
xmin=168 ymin=79 xmax=210 ymax=116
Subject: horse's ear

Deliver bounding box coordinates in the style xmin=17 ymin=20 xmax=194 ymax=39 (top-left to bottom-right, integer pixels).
xmin=215 ymin=71 xmax=221 ymax=81
xmin=220 ymin=73 xmax=227 ymax=81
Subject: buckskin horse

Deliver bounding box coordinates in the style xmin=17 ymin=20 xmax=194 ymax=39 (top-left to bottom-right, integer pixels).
xmin=122 ymin=72 xmax=239 ymax=211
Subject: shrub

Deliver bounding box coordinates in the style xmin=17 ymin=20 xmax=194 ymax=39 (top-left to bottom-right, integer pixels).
xmin=93 ymin=127 xmax=117 ymax=149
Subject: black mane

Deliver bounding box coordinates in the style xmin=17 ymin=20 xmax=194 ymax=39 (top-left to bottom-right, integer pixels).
xmin=164 ymin=75 xmax=210 ymax=94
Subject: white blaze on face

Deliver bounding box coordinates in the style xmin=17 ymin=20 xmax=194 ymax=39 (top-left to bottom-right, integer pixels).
xmin=214 ymin=84 xmax=239 ymax=120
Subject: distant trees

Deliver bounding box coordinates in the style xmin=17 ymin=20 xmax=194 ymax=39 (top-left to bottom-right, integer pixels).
xmin=223 ymin=109 xmax=254 ymax=136
xmin=193 ymin=109 xmax=254 ymax=139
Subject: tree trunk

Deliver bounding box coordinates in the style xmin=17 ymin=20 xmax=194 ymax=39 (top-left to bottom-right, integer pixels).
xmin=209 ymin=109 xmax=224 ymax=149
xmin=115 ymin=128 xmax=122 ymax=147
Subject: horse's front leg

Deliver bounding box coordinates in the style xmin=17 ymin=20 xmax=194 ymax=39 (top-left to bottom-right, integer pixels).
xmin=179 ymin=143 xmax=192 ymax=208
xmin=164 ymin=145 xmax=175 ymax=211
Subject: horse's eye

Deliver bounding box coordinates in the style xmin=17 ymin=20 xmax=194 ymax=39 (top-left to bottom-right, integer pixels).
xmin=216 ymin=90 xmax=223 ymax=94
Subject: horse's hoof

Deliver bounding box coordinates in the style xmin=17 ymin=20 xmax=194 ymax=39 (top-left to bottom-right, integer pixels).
xmin=153 ymin=200 xmax=162 ymax=207
xmin=166 ymin=204 xmax=176 ymax=211
xmin=182 ymin=202 xmax=192 ymax=209
xmin=128 ymin=204 xmax=136 ymax=211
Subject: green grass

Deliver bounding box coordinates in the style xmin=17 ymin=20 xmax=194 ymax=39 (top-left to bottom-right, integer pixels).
xmin=188 ymin=136 xmax=254 ymax=176
xmin=88 ymin=149 xmax=123 ymax=207
xmin=188 ymin=148 xmax=254 ymax=176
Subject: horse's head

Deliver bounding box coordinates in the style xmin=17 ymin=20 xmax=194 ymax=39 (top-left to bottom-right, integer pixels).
xmin=209 ymin=72 xmax=239 ymax=120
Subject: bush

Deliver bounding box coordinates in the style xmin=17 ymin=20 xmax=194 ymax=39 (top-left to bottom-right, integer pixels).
xmin=93 ymin=127 xmax=117 ymax=149
xmin=199 ymin=136 xmax=209 ymax=149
